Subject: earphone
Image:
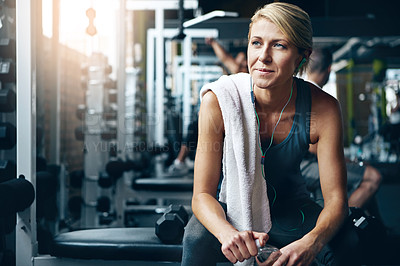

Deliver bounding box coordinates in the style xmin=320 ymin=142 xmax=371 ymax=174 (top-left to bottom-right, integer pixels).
xmin=296 ymin=57 xmax=307 ymax=73
xmin=250 ymin=77 xmax=293 ymax=167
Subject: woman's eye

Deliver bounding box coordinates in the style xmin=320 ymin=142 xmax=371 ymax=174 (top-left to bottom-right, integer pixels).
xmin=274 ymin=43 xmax=286 ymax=48
xmin=251 ymin=41 xmax=261 ymax=46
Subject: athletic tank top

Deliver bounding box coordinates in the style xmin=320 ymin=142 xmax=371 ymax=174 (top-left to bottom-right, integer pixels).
xmin=262 ymin=78 xmax=311 ymax=204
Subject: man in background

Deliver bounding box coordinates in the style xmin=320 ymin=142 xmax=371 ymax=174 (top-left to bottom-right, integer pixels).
xmin=301 ymin=47 xmax=382 ymax=214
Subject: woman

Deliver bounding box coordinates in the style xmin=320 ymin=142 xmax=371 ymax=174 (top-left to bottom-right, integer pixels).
xmin=182 ymin=3 xmax=358 ymax=265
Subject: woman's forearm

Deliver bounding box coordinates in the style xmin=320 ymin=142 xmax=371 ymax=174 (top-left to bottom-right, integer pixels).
xmin=192 ymin=193 xmax=237 ymax=242
xmin=302 ymin=197 xmax=348 ymax=252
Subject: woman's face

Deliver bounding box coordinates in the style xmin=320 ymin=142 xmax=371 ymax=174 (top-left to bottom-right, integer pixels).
xmin=247 ymin=18 xmax=302 ymax=90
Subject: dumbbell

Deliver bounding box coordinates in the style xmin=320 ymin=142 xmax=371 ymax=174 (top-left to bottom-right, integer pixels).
xmin=0 ymin=59 xmax=15 ymax=82
xmin=98 ymin=172 xmax=113 ymax=188
xmin=0 ymin=122 xmax=16 ymax=149
xmin=69 ymin=169 xmax=84 ymax=188
xmin=0 ymin=84 xmax=16 ymax=112
xmin=155 ymin=204 xmax=189 ymax=244
xmin=0 ymin=159 xmax=16 ymax=183
xmin=0 ymin=38 xmax=16 ymax=60
xmin=105 ymin=158 xmax=146 ymax=179
xmin=67 ymin=195 xmax=111 ymax=216
xmin=96 ymin=196 xmax=111 ymax=213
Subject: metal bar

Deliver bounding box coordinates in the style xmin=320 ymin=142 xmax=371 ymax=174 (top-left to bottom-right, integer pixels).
xmin=155 ymin=7 xmax=165 ymax=146
xmin=126 ymin=0 xmax=197 ymax=10
xmin=16 ymin=0 xmax=37 ymax=265
xmin=183 ymin=10 xmax=238 ymax=28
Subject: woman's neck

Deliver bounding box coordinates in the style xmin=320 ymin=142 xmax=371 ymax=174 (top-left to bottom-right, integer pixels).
xmin=254 ymin=78 xmax=295 ymax=113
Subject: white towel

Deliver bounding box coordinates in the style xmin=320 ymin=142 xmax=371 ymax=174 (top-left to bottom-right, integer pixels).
xmin=200 ymin=73 xmax=272 ymax=266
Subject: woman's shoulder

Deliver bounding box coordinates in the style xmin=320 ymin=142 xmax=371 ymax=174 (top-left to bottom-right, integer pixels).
xmin=307 ymin=81 xmax=340 ymax=109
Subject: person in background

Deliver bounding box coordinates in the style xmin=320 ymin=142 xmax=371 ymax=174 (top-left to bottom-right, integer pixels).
xmin=167 ymin=118 xmax=198 ymax=175
xmin=301 ymin=47 xmax=383 ymax=214
xmin=205 ymin=37 xmax=248 ymax=74
xmin=182 ymin=3 xmax=359 ymax=265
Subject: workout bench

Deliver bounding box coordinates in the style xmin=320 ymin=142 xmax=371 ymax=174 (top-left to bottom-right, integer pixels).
xmin=36 ymin=227 xmax=230 ymax=266
xmin=32 ymin=176 xmax=225 ymax=265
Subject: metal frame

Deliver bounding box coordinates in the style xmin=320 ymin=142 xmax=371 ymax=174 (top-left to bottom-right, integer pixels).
xmin=16 ymin=0 xmax=37 ymax=265
xmin=146 ymin=28 xmax=218 ymax=142
xmin=126 ymin=0 xmax=198 ymax=147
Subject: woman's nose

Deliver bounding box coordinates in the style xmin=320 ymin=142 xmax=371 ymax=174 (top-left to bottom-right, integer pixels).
xmin=258 ymin=47 xmax=272 ymax=64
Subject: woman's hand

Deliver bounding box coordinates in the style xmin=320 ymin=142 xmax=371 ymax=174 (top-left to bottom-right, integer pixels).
xmin=257 ymin=238 xmax=318 ymax=266
xmin=220 ymin=230 xmax=269 ymax=264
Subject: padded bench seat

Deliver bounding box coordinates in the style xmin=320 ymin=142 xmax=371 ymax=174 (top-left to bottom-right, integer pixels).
xmin=50 ymin=228 xmax=183 ymax=262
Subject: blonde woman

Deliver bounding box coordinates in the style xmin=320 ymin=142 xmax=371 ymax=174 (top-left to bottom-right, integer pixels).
xmin=182 ymin=3 xmax=359 ymax=265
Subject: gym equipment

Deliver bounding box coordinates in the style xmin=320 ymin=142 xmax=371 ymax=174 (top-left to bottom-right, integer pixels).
xmin=102 ymin=105 xmax=118 ymax=120
xmin=85 ymin=7 xmax=97 ymax=37
xmin=0 ymin=177 xmax=35 ymax=215
xmin=108 ymin=88 xmax=117 ymax=103
xmin=0 ymin=59 xmax=15 ymax=82
xmin=132 ymin=177 xmax=193 ymax=192
xmin=96 ymin=196 xmax=111 ymax=213
xmin=76 ymin=104 xmax=118 ymax=121
xmin=67 ymin=196 xmax=83 ymax=219
xmin=164 ymin=204 xmax=188 ymax=224
xmin=104 ymin=78 xmax=117 ymax=89
xmin=76 ymin=104 xmax=86 ymax=120
xmin=100 ymin=129 xmax=117 ymax=140
xmin=155 ymin=204 xmax=189 ymax=244
xmin=98 ymin=172 xmax=113 ymax=188
xmin=109 ymin=142 xmax=118 ymax=157
xmin=0 ymin=122 xmax=16 ymax=149
xmin=74 ymin=125 xmax=85 ymax=141
xmin=105 ymin=157 xmax=149 ymax=179
xmin=0 ymin=178 xmax=35 ymax=266
xmin=0 ymin=38 xmax=16 ymax=60
xmin=0 ymin=159 xmax=16 ymax=183
xmin=69 ymin=169 xmax=84 ymax=188
xmin=75 ymin=125 xmax=117 ymax=141
xmin=67 ymin=195 xmax=112 ymax=215
xmin=0 ymin=84 xmax=16 ymax=112
xmin=349 ymin=207 xmax=387 ymax=243
xmin=51 ymin=227 xmax=184 ymax=261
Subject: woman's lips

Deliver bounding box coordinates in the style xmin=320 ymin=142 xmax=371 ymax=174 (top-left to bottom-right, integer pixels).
xmin=256 ymin=68 xmax=274 ymax=73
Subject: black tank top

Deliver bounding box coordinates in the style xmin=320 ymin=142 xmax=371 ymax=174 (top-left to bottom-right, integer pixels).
xmin=262 ymin=78 xmax=311 ymax=205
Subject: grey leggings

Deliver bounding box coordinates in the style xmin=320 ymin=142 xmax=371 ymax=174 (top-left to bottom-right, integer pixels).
xmin=181 ymin=199 xmax=360 ymax=266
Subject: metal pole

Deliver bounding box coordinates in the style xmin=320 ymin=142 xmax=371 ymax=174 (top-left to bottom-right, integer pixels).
xmin=16 ymin=0 xmax=37 ymax=265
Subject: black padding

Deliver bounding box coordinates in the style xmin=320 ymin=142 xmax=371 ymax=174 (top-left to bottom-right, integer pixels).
xmin=0 ymin=178 xmax=35 ymax=214
xmin=132 ymin=178 xmax=193 ymax=192
xmin=50 ymin=228 xmax=183 ymax=261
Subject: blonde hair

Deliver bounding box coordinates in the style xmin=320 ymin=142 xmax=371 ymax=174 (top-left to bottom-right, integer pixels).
xmin=248 ymin=2 xmax=313 ymax=75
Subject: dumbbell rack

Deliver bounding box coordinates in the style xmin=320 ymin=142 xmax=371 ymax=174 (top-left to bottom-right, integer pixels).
xmin=0 ymin=1 xmax=17 ymax=264
xmin=80 ymin=53 xmax=116 ymax=228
